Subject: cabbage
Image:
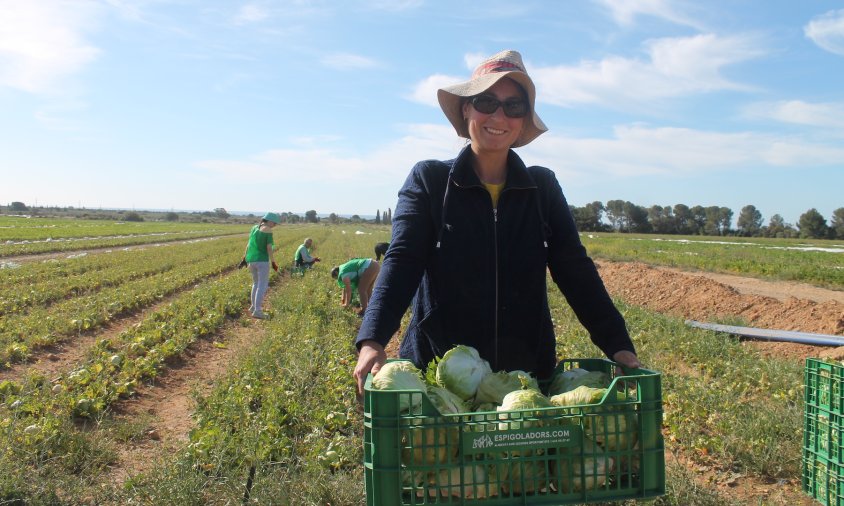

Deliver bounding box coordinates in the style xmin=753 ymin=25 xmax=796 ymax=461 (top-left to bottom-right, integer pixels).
xmin=475 ymin=370 xmax=538 ymax=405
xmin=436 ymin=345 xmax=492 ymax=401
xmin=500 ymin=459 xmax=549 ymax=495
xmin=549 ymin=386 xmax=639 ymax=452
xmin=371 ymin=361 xmax=426 ymax=412
xmin=431 ymin=464 xmax=495 ymax=498
xmin=497 ymin=388 xmax=552 ymax=430
xmin=549 ymin=385 xmax=607 ymax=407
xmin=556 ymin=438 xmax=613 ymax=492
xmin=427 ymin=385 xmax=466 ymax=415
xmin=548 ymin=369 xmax=610 ymax=396
xmin=584 ymin=396 xmax=639 ymax=452
xmin=401 ymin=418 xmax=456 ymax=466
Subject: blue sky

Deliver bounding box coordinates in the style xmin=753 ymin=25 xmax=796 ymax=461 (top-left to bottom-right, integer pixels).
xmin=1 ymin=1 xmax=843 ymax=226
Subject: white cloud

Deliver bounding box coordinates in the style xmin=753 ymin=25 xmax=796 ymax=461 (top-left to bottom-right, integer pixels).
xmin=0 ymin=0 xmax=101 ymax=94
xmin=407 ymin=74 xmax=464 ymax=107
xmin=194 ymin=124 xmax=459 ymax=183
xmin=234 ymin=4 xmax=270 ymax=25
xmin=523 ymin=125 xmax=844 ymax=182
xmin=197 ymin=122 xmax=844 ymax=190
xmin=531 ymin=34 xmax=764 ymax=108
xmin=805 ymin=9 xmax=844 ymax=56
xmin=593 ymin=0 xmax=705 ymax=30
xmin=743 ymin=100 xmax=844 ymax=130
xmin=320 ymin=52 xmax=379 ymax=70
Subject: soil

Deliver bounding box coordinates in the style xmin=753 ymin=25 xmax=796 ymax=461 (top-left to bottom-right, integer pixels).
xmin=595 ymin=260 xmax=844 ymax=361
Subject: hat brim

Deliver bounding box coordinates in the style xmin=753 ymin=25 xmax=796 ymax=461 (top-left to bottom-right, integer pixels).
xmin=437 ymin=71 xmax=547 ymax=148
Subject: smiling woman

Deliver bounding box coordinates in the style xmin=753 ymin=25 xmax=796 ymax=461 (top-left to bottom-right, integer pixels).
xmin=352 ymin=49 xmax=642 ymax=396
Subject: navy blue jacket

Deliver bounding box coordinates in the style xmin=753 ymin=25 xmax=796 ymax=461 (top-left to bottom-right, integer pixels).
xmin=356 ymin=147 xmax=635 ymax=380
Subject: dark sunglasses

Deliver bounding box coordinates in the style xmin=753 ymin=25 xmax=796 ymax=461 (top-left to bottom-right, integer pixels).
xmin=470 ymin=94 xmax=529 ymax=118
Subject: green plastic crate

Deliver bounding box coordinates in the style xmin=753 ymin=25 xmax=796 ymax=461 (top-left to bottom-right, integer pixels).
xmin=804 ymin=449 xmax=844 ymax=506
xmin=363 ymin=358 xmax=665 ymax=505
xmin=806 ymin=404 xmax=844 ymax=463
xmin=806 ymin=359 xmax=844 ymax=415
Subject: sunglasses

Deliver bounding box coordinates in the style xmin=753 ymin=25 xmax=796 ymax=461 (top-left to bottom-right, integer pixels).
xmin=470 ymin=94 xmax=529 ymax=118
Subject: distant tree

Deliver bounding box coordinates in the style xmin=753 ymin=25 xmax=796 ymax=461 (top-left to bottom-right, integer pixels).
xmin=690 ymin=206 xmax=707 ymax=235
xmin=736 ymin=205 xmax=763 ymax=237
xmin=798 ymin=208 xmax=829 ymax=239
xmin=672 ymin=204 xmax=695 ymax=235
xmin=647 ymin=205 xmax=675 ymax=234
xmin=351 ymin=214 xmax=362 ymax=223
xmin=571 ymin=201 xmax=604 ymax=231
xmin=624 ymin=202 xmax=650 ymax=233
xmin=385 ymin=208 xmax=392 ymax=225
xmin=375 ymin=209 xmax=381 ymax=225
xmin=10 ymin=201 xmax=28 ymax=212
xmin=605 ymin=200 xmax=625 ymax=231
xmin=328 ymin=213 xmax=339 ymax=224
xmin=125 ymin=211 xmax=144 ymax=222
xmin=764 ymin=214 xmax=793 ymax=238
xmin=213 ymin=207 xmax=230 ymax=219
xmin=305 ymin=210 xmax=318 ymax=223
xmin=164 ymin=212 xmax=179 ymax=221
xmin=717 ymin=207 xmax=733 ymax=235
xmin=703 ymin=206 xmax=722 ymax=235
xmin=831 ymin=208 xmax=844 ymax=239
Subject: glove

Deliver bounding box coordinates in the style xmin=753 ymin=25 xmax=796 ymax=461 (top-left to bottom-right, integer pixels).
xmin=238 ymin=257 xmax=247 ymax=269
xmin=271 ymin=261 xmax=279 ymax=272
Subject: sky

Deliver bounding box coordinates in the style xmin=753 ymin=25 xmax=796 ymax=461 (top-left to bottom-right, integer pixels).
xmin=1 ymin=0 xmax=843 ymax=226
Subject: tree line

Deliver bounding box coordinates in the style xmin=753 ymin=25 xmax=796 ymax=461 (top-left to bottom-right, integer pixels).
xmin=570 ymin=201 xmax=844 ymax=240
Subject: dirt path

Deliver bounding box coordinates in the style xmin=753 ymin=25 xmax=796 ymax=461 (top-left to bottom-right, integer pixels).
xmin=104 ymin=310 xmax=266 ymax=484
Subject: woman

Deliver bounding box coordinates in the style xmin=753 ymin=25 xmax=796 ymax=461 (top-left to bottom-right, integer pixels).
xmin=353 ymin=50 xmax=641 ymax=395
xmin=331 ymin=258 xmax=381 ymax=315
xmin=244 ymin=212 xmax=280 ymax=319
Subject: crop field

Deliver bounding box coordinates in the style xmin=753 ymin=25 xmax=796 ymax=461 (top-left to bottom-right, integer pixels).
xmin=0 ymin=217 xmax=841 ymax=505
xmin=0 ymin=216 xmax=244 ymax=258
xmin=581 ymin=232 xmax=844 ymax=290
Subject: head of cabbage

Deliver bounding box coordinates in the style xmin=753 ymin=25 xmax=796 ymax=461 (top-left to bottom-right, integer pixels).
xmin=475 ymin=370 xmax=538 ymax=406
xmin=497 ymin=388 xmax=552 ymax=431
xmin=548 ymin=369 xmax=610 ymax=396
xmin=371 ymin=361 xmax=426 ymax=413
xmin=436 ymin=345 xmax=492 ymax=401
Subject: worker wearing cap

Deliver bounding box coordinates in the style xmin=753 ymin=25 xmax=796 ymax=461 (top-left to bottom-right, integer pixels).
xmin=245 ymin=212 xmax=280 ymax=319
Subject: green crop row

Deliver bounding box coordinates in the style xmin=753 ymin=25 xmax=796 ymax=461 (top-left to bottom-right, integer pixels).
xmin=0 ymin=248 xmax=245 ymax=366
xmin=582 ymin=232 xmax=844 ymax=289
xmin=0 ymin=229 xmax=245 ymax=258
xmin=0 ymin=216 xmax=241 ymax=241
xmin=0 ymin=236 xmax=245 ymax=317
xmin=112 ymin=246 xmax=366 ymax=504
xmin=0 ymin=269 xmax=262 ymax=502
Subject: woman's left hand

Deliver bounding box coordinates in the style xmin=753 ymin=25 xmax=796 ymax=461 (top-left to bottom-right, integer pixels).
xmin=612 ymin=350 xmax=642 ymax=370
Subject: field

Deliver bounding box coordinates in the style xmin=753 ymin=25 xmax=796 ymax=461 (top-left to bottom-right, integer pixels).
xmin=1 ymin=216 xmax=843 ymax=505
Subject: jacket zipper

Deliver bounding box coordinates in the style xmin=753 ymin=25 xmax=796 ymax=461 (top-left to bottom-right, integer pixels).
xmin=493 ymin=206 xmax=499 ymax=371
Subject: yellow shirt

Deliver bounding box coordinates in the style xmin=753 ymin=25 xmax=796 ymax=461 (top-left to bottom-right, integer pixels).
xmin=484 ymin=182 xmax=505 ymax=208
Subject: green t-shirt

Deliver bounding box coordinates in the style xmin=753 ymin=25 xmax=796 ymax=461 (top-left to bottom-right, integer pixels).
xmin=245 ymin=225 xmax=274 ymax=262
xmin=336 ymin=258 xmax=370 ymax=290
xmin=294 ymin=244 xmax=311 ymax=263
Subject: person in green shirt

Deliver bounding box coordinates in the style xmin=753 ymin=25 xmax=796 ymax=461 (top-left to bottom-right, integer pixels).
xmin=244 ymin=212 xmax=280 ymax=318
xmin=330 ymin=257 xmax=380 ymax=316
xmin=294 ymin=237 xmax=321 ymax=269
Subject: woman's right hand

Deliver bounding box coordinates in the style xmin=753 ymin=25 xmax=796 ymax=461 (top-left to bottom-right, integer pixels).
xmin=354 ymin=340 xmax=386 ymax=397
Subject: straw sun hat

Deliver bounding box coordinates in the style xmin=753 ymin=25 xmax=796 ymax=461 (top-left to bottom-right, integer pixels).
xmin=437 ymin=49 xmax=548 ymax=148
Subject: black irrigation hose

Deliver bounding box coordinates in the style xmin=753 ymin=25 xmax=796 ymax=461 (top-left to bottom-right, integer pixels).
xmin=685 ymin=320 xmax=844 ymax=347
xmin=243 ymin=464 xmax=256 ymax=504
